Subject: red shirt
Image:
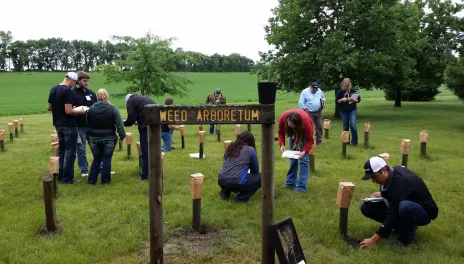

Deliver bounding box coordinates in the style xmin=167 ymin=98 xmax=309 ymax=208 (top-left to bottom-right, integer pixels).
xmin=278 ymin=109 xmax=315 ymax=153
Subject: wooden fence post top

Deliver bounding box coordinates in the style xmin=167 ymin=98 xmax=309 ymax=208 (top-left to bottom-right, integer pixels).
xmin=341 ymin=131 xmax=350 ymax=143
xmin=216 ymin=124 xmax=221 ymax=129
xmin=364 ymin=122 xmax=371 ymax=132
xmin=400 ymin=139 xmax=411 ymax=154
xmin=336 ymin=182 xmax=355 ymax=208
xmin=179 ymin=125 xmax=185 ymax=136
xmin=323 ymin=119 xmax=331 ymax=129
xmin=136 ymin=142 xmax=142 ymax=157
xmin=7 ymin=123 xmax=13 ymax=133
xmin=190 ymin=173 xmax=204 ymax=199
xmin=235 ymin=125 xmax=241 ymax=134
xmin=309 ymin=143 xmax=316 ymax=155
xmin=378 ymin=153 xmax=390 ymax=163
xmin=224 ymin=140 xmax=232 ymax=150
xmin=0 ymin=130 xmax=4 ymax=140
xmin=420 ymin=130 xmax=428 ymax=142
xmin=125 ymin=133 xmax=132 ymax=144
xmin=13 ymin=120 xmax=19 ymax=128
xmin=43 ymin=172 xmax=54 ymax=182
xmin=199 ymin=131 xmax=205 ymax=143
xmin=19 ymin=118 xmax=24 ymax=124
xmin=51 ymin=142 xmax=59 ymax=146
xmin=48 ymin=157 xmax=59 ymax=174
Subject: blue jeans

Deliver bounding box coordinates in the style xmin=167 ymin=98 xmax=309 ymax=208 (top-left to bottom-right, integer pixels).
xmin=285 ymin=137 xmax=310 ymax=192
xmin=209 ymin=124 xmax=219 ymax=135
xmin=140 ymin=128 xmax=149 ymax=180
xmin=56 ymin=126 xmax=78 ymax=184
xmin=360 ymin=200 xmax=431 ymax=244
xmin=88 ymin=140 xmax=116 ymax=184
xmin=76 ymin=127 xmax=90 ymax=173
xmin=340 ymin=109 xmax=358 ymax=145
xmin=161 ymin=130 xmax=174 ymax=151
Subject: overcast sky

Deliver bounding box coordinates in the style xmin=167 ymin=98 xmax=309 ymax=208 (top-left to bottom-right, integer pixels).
xmin=1 ymin=0 xmax=279 ymax=61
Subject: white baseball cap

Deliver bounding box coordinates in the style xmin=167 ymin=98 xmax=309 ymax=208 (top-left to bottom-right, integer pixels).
xmin=362 ymin=157 xmax=387 ymax=180
xmin=125 ymin=93 xmax=134 ymax=103
xmin=65 ymin=72 xmax=78 ymax=81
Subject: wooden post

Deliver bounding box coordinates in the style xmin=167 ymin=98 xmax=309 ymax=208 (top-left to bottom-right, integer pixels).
xmin=8 ymin=123 xmax=13 ymax=142
xmin=224 ymin=140 xmax=232 ymax=151
xmin=190 ymin=173 xmax=204 ymax=233
xmin=309 ymin=144 xmax=316 ymax=172
xmin=51 ymin=142 xmax=59 ymax=157
xmin=161 ymin=152 xmax=165 ymax=185
xmin=336 ymin=182 xmax=355 ymax=236
xmin=400 ymin=139 xmax=411 ymax=167
xmin=199 ymin=131 xmax=205 ymax=160
xmin=0 ymin=130 xmax=5 ymax=151
xmin=147 ymin=124 xmax=163 ymax=264
xmin=14 ymin=120 xmax=19 ymax=137
xmin=42 ymin=172 xmax=57 ymax=232
xmin=119 ymin=140 xmax=123 ymax=151
xmin=137 ymin=142 xmax=142 ymax=172
xmin=19 ymin=118 xmax=24 ymax=132
xmin=126 ymin=132 xmax=132 ymax=158
xmin=48 ymin=157 xmax=59 ymax=199
xmin=199 ymin=125 xmax=203 ymax=131
xmin=420 ymin=130 xmax=428 ymax=157
xmin=247 ymin=124 xmax=251 ymax=132
xmin=261 ymin=122 xmax=275 ymax=264
xmin=216 ymin=124 xmax=221 ymax=142
xmin=51 ymin=134 xmax=58 ymax=143
xmin=378 ymin=153 xmax=390 ymax=164
xmin=364 ymin=122 xmax=371 ymax=148
xmin=341 ymin=131 xmax=349 ymax=158
xmin=235 ymin=125 xmax=241 ymax=140
xmin=324 ymin=119 xmax=331 ymax=139
xmin=179 ymin=125 xmax=185 ymax=149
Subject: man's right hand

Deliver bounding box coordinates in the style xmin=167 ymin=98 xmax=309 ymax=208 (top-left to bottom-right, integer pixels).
xmin=370 ymin=192 xmax=381 ymax=198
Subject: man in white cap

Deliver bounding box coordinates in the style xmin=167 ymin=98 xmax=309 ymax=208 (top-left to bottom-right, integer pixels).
xmin=47 ymin=72 xmax=87 ymax=184
xmin=359 ymin=156 xmax=438 ymax=248
xmin=123 ymin=93 xmax=155 ymax=180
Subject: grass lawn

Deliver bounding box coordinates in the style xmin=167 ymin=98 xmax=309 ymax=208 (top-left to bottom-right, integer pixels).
xmin=0 ymin=72 xmax=463 ymax=263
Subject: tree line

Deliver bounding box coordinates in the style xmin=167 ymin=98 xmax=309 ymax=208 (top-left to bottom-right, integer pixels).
xmin=0 ymin=31 xmax=255 ymax=73
xmin=254 ymin=0 xmax=464 ymax=106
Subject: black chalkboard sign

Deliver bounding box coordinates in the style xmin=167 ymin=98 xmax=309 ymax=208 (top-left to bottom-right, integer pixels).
xmin=271 ymin=218 xmax=306 ymax=264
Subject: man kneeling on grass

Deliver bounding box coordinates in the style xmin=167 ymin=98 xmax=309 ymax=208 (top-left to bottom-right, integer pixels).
xmin=359 ymin=157 xmax=438 ymax=248
xmin=217 ymin=131 xmax=261 ymax=203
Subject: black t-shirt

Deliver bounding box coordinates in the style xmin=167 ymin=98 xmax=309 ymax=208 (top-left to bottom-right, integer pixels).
xmin=48 ymin=84 xmax=77 ymax=127
xmin=336 ymin=89 xmax=361 ymax=113
xmin=71 ymin=87 xmax=96 ymax=127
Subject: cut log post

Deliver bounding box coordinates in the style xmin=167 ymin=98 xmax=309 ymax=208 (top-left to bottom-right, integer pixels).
xmin=14 ymin=120 xmax=19 ymax=137
xmin=48 ymin=157 xmax=59 ymax=199
xmin=119 ymin=139 xmax=123 ymax=151
xmin=199 ymin=131 xmax=205 ymax=160
xmin=247 ymin=124 xmax=251 ymax=132
xmin=400 ymin=139 xmax=411 ymax=167
xmin=199 ymin=125 xmax=203 ymax=132
xmin=378 ymin=153 xmax=390 ymax=164
xmin=190 ymin=173 xmax=204 ymax=233
xmin=420 ymin=130 xmax=428 ymax=157
xmin=336 ymin=182 xmax=355 ymax=236
xmin=51 ymin=142 xmax=59 ymax=157
xmin=324 ymin=119 xmax=331 ymax=139
xmin=224 ymin=140 xmax=232 ymax=151
xmin=179 ymin=125 xmax=185 ymax=149
xmin=309 ymin=143 xmax=316 ymax=172
xmin=216 ymin=124 xmax=221 ymax=142
xmin=0 ymin=130 xmax=5 ymax=151
xmin=51 ymin=134 xmax=58 ymax=143
xmin=137 ymin=142 xmax=142 ymax=172
xmin=235 ymin=125 xmax=241 ymax=140
xmin=161 ymin=152 xmax=165 ymax=185
xmin=364 ymin=122 xmax=371 ymax=148
xmin=341 ymin=131 xmax=349 ymax=158
xmin=19 ymin=118 xmax=24 ymax=132
xmin=126 ymin=132 xmax=132 ymax=158
xmin=8 ymin=123 xmax=13 ymax=142
xmin=42 ymin=172 xmax=58 ymax=232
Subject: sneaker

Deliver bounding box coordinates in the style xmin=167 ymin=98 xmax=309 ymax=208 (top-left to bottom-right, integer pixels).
xmin=170 ymin=146 xmax=176 ymax=150
xmin=81 ymin=173 xmax=89 ymax=177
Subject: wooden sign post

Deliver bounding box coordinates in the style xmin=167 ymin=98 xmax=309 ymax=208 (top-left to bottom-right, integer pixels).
xmin=216 ymin=124 xmax=221 ymax=141
xmin=400 ymin=139 xmax=411 ymax=167
xmin=7 ymin=123 xmax=13 ymax=142
xmin=48 ymin=157 xmax=59 ymax=199
xmin=119 ymin=139 xmax=123 ymax=151
xmin=0 ymin=130 xmax=5 ymax=151
xmin=161 ymin=152 xmax=165 ymax=185
xmin=126 ymin=132 xmax=132 ymax=158
xmin=224 ymin=140 xmax=232 ymax=151
xmin=378 ymin=153 xmax=390 ymax=164
xmin=13 ymin=120 xmax=19 ymax=137
xmin=341 ymin=131 xmax=349 ymax=158
xmin=19 ymin=118 xmax=24 ymax=132
xmin=420 ymin=130 xmax=428 ymax=157
xmin=42 ymin=172 xmax=58 ymax=232
xmin=247 ymin=124 xmax=252 ymax=132
xmin=144 ymin=103 xmax=275 ymax=264
xmin=364 ymin=122 xmax=371 ymax=148
xmin=199 ymin=131 xmax=205 ymax=160
xmin=137 ymin=142 xmax=142 ymax=172
xmin=199 ymin=124 xmax=203 ymax=131
xmin=190 ymin=173 xmax=204 ymax=233
xmin=324 ymin=119 xmax=331 ymax=139
xmin=235 ymin=125 xmax=241 ymax=140
xmin=336 ymin=182 xmax=355 ymax=236
xmin=309 ymin=144 xmax=316 ymax=172
xmin=179 ymin=125 xmax=185 ymax=149
xmin=51 ymin=142 xmax=59 ymax=157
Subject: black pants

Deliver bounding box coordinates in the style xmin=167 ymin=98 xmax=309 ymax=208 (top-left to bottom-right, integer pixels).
xmin=218 ymin=176 xmax=261 ymax=202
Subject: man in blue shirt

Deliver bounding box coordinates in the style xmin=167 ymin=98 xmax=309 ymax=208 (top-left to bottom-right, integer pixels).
xmin=298 ymin=82 xmax=326 ymax=145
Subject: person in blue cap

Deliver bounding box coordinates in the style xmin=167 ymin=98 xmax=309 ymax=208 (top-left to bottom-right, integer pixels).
xmin=298 ymin=81 xmax=326 ymax=145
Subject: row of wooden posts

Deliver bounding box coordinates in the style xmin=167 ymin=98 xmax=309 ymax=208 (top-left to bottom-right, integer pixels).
xmin=0 ymin=118 xmax=24 ymax=151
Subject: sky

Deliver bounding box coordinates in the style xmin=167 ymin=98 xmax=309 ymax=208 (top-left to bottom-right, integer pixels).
xmin=0 ymin=0 xmax=279 ymax=62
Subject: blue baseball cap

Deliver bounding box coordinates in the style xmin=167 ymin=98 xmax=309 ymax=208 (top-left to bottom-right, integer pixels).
xmin=311 ymin=82 xmax=319 ymax=92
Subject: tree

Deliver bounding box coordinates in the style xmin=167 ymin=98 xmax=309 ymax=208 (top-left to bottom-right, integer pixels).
xmin=0 ymin=30 xmax=13 ymax=71
xmin=96 ymin=32 xmax=191 ymax=97
xmin=444 ymin=58 xmax=464 ymax=100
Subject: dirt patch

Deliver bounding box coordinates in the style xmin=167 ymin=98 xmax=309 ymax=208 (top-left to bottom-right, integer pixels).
xmin=343 ymin=235 xmax=361 ymax=248
xmin=36 ymin=221 xmax=61 ymax=236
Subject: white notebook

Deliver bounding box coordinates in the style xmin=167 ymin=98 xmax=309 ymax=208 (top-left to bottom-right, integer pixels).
xmin=189 ymin=153 xmax=206 ymax=159
xmin=281 ymin=150 xmax=300 ymax=159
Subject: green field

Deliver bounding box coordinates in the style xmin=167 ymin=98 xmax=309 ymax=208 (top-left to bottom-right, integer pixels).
xmin=0 ymin=72 xmax=463 ymax=264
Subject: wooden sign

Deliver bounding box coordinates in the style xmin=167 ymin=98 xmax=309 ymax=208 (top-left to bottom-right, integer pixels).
xmin=378 ymin=153 xmax=390 ymax=164
xmin=420 ymin=130 xmax=428 ymax=142
xmin=341 ymin=131 xmax=349 ymax=143
xmin=48 ymin=157 xmax=59 ymax=174
xmin=144 ymin=104 xmax=275 ymax=125
xmin=126 ymin=133 xmax=132 ymax=144
xmin=364 ymin=122 xmax=371 ymax=132
xmin=400 ymin=139 xmax=411 ymax=154
xmin=270 ymin=218 xmax=306 ymax=264
xmin=336 ymin=182 xmax=355 ymax=208
xmin=323 ymin=119 xmax=331 ymax=129
xmin=224 ymin=140 xmax=232 ymax=150
xmin=190 ymin=173 xmax=204 ymax=199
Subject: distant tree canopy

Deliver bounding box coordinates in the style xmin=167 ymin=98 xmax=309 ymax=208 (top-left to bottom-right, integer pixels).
xmin=0 ymin=31 xmax=255 ymax=73
xmin=445 ymin=56 xmax=464 ymax=100
xmin=254 ymin=0 xmax=464 ymax=107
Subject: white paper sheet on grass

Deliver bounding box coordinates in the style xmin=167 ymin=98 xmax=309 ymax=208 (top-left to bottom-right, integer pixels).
xmin=281 ymin=150 xmax=300 ymax=159
xmin=189 ymin=153 xmax=206 ymax=159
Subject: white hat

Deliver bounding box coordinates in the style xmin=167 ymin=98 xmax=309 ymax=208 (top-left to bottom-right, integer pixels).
xmin=125 ymin=93 xmax=134 ymax=103
xmin=362 ymin=157 xmax=387 ymax=180
xmin=65 ymin=72 xmax=78 ymax=81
